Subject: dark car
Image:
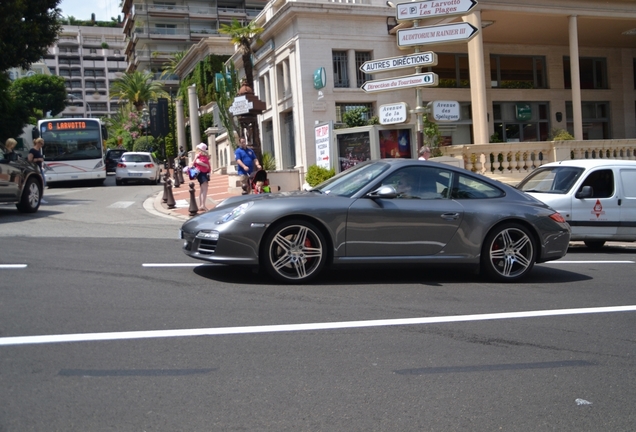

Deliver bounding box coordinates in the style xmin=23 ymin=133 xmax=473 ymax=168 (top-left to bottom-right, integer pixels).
xmin=180 ymin=159 xmax=571 ymax=283
xmin=104 ymin=148 xmax=127 ymax=173
xmin=0 ymin=143 xmax=44 ymax=213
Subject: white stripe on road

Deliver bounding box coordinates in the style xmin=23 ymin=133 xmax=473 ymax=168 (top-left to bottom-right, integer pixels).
xmin=546 ymin=260 xmax=634 ymax=264
xmin=1 ymin=305 xmax=635 ymax=347
xmin=0 ymin=264 xmax=27 ymax=269
xmin=142 ymin=263 xmax=204 ymax=268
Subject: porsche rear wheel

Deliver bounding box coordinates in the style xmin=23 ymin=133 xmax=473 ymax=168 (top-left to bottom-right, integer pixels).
xmin=16 ymin=177 xmax=42 ymax=213
xmin=262 ymin=220 xmax=327 ymax=283
xmin=481 ymin=223 xmax=536 ymax=282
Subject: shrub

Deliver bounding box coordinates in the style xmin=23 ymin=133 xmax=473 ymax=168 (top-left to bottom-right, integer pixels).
xmin=550 ymin=128 xmax=575 ymax=141
xmin=133 ymin=135 xmax=157 ymax=152
xmin=261 ymin=152 xmax=276 ymax=171
xmin=305 ymin=164 xmax=335 ymax=187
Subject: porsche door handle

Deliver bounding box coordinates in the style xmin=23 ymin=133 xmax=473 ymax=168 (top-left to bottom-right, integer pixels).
xmin=441 ymin=212 xmax=460 ymax=220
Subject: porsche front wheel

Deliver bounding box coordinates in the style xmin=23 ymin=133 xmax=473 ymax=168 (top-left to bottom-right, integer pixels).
xmin=262 ymin=220 xmax=327 ymax=283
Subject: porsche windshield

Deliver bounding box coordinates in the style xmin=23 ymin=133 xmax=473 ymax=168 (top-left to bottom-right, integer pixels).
xmin=313 ymin=161 xmax=390 ymax=197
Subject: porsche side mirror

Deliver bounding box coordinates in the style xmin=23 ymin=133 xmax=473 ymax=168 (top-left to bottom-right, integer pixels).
xmin=367 ymin=185 xmax=398 ymax=199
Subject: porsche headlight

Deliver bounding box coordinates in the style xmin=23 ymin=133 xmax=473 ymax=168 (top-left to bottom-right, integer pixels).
xmin=217 ymin=202 xmax=253 ymax=224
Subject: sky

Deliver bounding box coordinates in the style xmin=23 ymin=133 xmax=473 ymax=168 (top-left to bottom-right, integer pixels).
xmin=58 ymin=0 xmax=122 ymax=21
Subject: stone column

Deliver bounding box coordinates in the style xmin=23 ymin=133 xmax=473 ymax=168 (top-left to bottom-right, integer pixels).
xmin=569 ymin=15 xmax=584 ymax=140
xmin=187 ymin=84 xmax=201 ymax=150
xmin=464 ymin=11 xmax=489 ymax=145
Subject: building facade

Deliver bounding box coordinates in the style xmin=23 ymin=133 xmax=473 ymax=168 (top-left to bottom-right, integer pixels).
xmin=121 ymin=0 xmax=268 ymax=87
xmin=42 ymin=25 xmax=128 ymax=119
xmin=227 ymin=0 xmax=636 ymax=176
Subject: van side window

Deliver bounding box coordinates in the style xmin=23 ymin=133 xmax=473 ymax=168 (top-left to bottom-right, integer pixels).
xmin=579 ymin=169 xmax=614 ymax=198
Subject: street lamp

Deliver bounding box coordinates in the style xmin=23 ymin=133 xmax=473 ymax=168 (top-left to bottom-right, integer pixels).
xmin=67 ymin=94 xmax=92 ymax=118
xmin=141 ymin=106 xmax=150 ymax=148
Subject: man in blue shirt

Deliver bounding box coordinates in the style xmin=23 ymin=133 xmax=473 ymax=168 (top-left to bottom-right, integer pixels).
xmin=235 ymin=137 xmax=261 ymax=194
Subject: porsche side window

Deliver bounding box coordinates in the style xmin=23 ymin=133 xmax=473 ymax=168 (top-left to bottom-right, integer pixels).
xmin=451 ymin=174 xmax=504 ymax=199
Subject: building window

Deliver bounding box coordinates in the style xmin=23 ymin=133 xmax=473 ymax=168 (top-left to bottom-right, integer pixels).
xmin=355 ymin=51 xmax=372 ymax=88
xmin=282 ymin=111 xmax=295 ymax=169
xmin=333 ymin=51 xmax=349 ymax=88
xmin=430 ymin=53 xmax=469 ymax=88
xmin=566 ymin=101 xmax=610 ymax=139
xmin=563 ymin=57 xmax=608 ymax=89
xmin=491 ymin=55 xmax=546 ymax=89
xmin=493 ymin=102 xmax=550 ymax=142
xmin=335 ymin=103 xmax=374 ymax=123
xmin=154 ymin=24 xmax=177 ymax=35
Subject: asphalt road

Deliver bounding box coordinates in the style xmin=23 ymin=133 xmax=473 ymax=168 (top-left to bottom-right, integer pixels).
xmin=1 ymin=178 xmax=635 ymax=431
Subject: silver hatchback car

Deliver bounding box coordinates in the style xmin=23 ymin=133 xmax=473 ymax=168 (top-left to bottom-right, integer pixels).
xmin=115 ymin=152 xmax=162 ymax=185
xmin=180 ymin=159 xmax=571 ymax=283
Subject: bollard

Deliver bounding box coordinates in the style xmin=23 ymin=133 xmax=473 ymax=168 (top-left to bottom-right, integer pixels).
xmin=188 ymin=182 xmax=199 ymax=216
xmin=162 ymin=172 xmax=169 ymax=203
xmin=173 ymin=165 xmax=181 ymax=188
xmin=177 ymin=165 xmax=184 ymax=184
xmin=166 ymin=177 xmax=176 ymax=209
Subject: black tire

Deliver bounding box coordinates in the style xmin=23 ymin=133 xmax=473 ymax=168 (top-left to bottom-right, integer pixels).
xmin=481 ymin=223 xmax=536 ymax=282
xmin=16 ymin=176 xmax=42 ymax=213
xmin=261 ymin=220 xmax=327 ymax=283
xmin=584 ymin=240 xmax=606 ymax=249
xmin=156 ymin=173 xmax=161 ymax=184
xmin=115 ymin=179 xmax=123 ymax=186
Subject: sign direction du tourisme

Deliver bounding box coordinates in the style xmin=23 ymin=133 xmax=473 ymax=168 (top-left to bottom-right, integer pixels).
xmin=395 ymin=0 xmax=477 ymax=22
xmin=397 ymin=22 xmax=478 ymax=49
xmin=359 ymin=52 xmax=437 ymax=74
xmin=361 ymin=72 xmax=438 ymax=93
xmin=228 ymin=95 xmax=253 ymax=115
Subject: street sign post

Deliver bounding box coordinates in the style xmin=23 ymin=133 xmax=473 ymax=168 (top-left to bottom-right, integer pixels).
xmin=398 ymin=22 xmax=478 ymax=49
xmin=427 ymin=100 xmax=461 ymax=122
xmin=395 ymin=0 xmax=477 ymax=22
xmin=379 ymin=102 xmax=411 ymax=125
xmin=359 ymin=52 xmax=437 ymax=74
xmin=361 ymin=72 xmax=438 ymax=93
xmin=228 ymin=95 xmax=253 ymax=115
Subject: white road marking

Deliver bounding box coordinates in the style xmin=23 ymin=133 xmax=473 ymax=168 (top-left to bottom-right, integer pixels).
xmin=0 ymin=264 xmax=27 ymax=269
xmin=108 ymin=201 xmax=135 ymax=208
xmin=546 ymin=260 xmax=634 ymax=264
xmin=1 ymin=305 xmax=635 ymax=347
xmin=142 ymin=263 xmax=204 ymax=268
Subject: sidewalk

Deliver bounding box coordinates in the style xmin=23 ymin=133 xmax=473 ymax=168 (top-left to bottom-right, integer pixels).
xmin=153 ymin=171 xmax=241 ymax=221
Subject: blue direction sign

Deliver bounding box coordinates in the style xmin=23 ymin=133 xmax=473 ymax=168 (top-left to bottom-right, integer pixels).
xmin=397 ymin=22 xmax=478 ymax=48
xmin=396 ymin=0 xmax=477 ymax=22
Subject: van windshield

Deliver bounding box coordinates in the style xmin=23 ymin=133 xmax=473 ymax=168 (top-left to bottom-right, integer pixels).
xmin=517 ymin=166 xmax=584 ymax=194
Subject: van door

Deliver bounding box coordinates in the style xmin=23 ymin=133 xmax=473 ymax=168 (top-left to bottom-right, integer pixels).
xmin=571 ymin=168 xmax=619 ymax=237
xmin=617 ymin=169 xmax=636 ymax=239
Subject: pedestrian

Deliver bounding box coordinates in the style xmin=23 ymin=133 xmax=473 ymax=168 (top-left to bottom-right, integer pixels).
xmin=192 ymin=143 xmax=211 ymax=211
xmin=177 ymin=146 xmax=188 ymax=169
xmin=28 ymin=137 xmax=46 ymax=187
xmin=4 ymin=138 xmax=19 ymax=161
xmin=235 ymin=138 xmax=261 ymax=194
xmin=418 ymin=146 xmax=432 ymax=160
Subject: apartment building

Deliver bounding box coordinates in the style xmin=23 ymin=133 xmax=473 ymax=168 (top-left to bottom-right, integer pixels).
xmin=42 ymin=25 xmax=128 ymax=119
xmin=121 ymin=0 xmax=268 ymax=87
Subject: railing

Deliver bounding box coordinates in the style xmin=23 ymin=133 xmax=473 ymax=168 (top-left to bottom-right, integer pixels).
xmin=438 ymin=139 xmax=636 ymax=182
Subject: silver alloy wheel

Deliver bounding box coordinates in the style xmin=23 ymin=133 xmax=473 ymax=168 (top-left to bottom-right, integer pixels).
xmin=485 ymin=225 xmax=535 ymax=280
xmin=265 ymin=222 xmax=325 ymax=282
xmin=27 ymin=181 xmax=40 ymax=209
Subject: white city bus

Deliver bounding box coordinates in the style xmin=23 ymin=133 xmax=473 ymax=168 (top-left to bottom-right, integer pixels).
xmin=36 ymin=118 xmax=108 ymax=185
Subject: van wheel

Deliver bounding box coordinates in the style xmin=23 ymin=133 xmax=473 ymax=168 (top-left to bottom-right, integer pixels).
xmin=584 ymin=240 xmax=605 ymax=249
xmin=16 ymin=177 xmax=42 ymax=213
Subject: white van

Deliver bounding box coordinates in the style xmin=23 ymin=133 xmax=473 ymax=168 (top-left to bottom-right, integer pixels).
xmin=517 ymin=159 xmax=636 ymax=249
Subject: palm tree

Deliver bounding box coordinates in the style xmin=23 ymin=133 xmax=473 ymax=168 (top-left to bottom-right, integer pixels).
xmin=161 ymin=50 xmax=187 ymax=81
xmin=109 ymin=71 xmax=167 ymax=111
xmin=219 ymin=18 xmax=264 ymax=90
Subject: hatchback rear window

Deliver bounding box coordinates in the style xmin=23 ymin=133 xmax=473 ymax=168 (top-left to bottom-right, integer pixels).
xmin=121 ymin=154 xmax=151 ymax=163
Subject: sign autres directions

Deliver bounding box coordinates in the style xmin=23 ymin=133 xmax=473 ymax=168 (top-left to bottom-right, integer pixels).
xmin=359 ymin=52 xmax=438 ymax=73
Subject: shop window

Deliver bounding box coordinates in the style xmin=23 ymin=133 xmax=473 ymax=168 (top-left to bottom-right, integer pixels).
xmin=563 ymin=57 xmax=608 ymax=89
xmin=565 ymin=101 xmax=610 ymax=139
xmin=491 ymin=55 xmax=546 ymax=89
xmin=493 ymin=102 xmax=550 ymax=142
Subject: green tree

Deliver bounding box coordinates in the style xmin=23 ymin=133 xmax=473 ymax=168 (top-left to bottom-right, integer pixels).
xmin=218 ymin=18 xmax=263 ymax=90
xmin=10 ymin=74 xmax=67 ymax=121
xmin=109 ymin=71 xmax=167 ymax=111
xmin=342 ymin=107 xmax=370 ymax=128
xmin=0 ymin=0 xmax=61 ymax=71
xmin=0 ymin=74 xmax=30 ymax=142
xmin=211 ymin=62 xmax=240 ymax=149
